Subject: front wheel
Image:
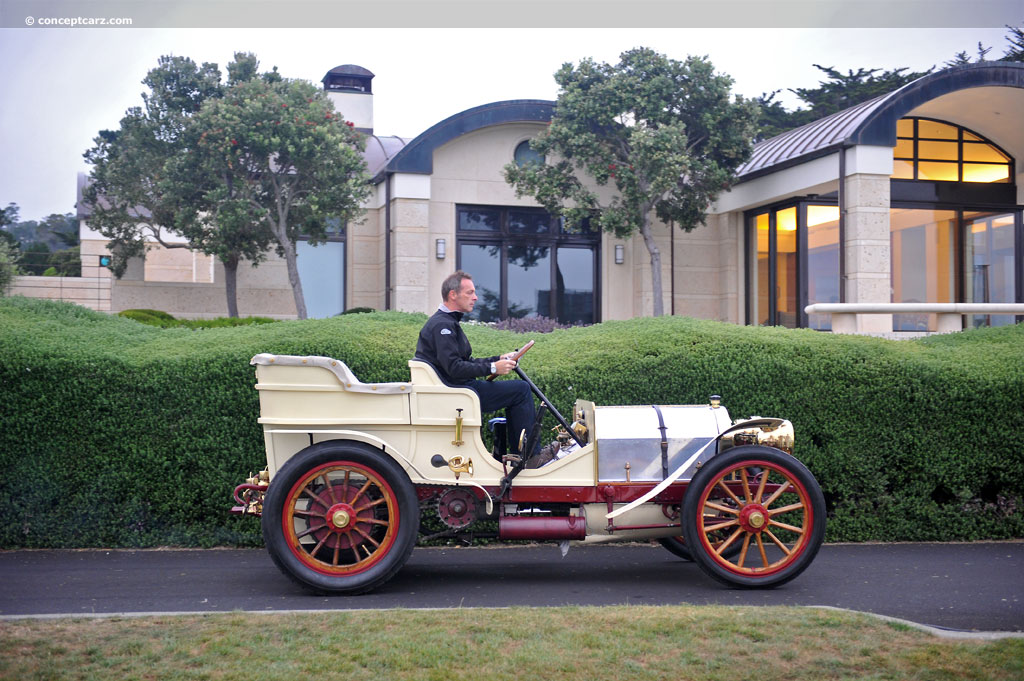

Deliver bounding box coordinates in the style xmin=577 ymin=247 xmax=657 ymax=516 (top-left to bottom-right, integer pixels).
xmin=261 ymin=440 xmax=419 ymax=595
xmin=682 ymin=446 xmax=825 ymax=588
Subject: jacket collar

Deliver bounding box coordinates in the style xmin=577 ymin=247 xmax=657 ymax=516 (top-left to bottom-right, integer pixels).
xmin=438 ymin=304 xmax=463 ymax=323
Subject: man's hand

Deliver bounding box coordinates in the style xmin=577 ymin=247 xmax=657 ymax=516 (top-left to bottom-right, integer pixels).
xmin=493 ymin=358 xmax=517 ymax=375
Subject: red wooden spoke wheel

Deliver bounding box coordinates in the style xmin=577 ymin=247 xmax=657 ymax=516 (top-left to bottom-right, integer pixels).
xmin=284 ymin=462 xmax=398 ymax=575
xmin=682 ymin=446 xmax=825 ymax=588
xmin=262 ymin=441 xmax=419 ymax=595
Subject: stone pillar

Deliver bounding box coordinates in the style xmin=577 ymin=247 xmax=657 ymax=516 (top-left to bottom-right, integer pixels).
xmin=390 ymin=197 xmax=430 ymax=313
xmin=347 ymin=208 xmax=386 ymax=311
xmin=843 ymin=172 xmax=891 ymax=333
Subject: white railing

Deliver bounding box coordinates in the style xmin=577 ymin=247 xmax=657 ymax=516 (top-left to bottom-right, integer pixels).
xmin=804 ymin=303 xmax=1024 ymax=334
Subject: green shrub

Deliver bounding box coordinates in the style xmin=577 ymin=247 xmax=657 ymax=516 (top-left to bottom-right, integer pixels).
xmin=121 ymin=308 xmax=177 ymax=321
xmin=118 ymin=309 xmax=278 ymax=330
xmin=1 ymin=296 xmax=1022 ymax=548
xmin=118 ymin=309 xmax=177 ymax=326
xmin=0 ymin=240 xmax=20 ymax=294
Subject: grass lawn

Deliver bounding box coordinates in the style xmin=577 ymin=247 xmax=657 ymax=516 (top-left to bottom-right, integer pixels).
xmin=1 ymin=605 xmax=1022 ymax=681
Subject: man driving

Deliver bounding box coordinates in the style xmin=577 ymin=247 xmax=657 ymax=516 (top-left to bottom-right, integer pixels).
xmin=415 ymin=270 xmax=552 ymax=464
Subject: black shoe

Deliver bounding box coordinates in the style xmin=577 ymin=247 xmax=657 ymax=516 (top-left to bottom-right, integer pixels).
xmin=526 ymin=441 xmax=560 ymax=469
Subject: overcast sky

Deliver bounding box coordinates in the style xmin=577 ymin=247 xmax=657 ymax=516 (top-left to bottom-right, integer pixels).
xmin=0 ymin=24 xmax=1016 ymax=221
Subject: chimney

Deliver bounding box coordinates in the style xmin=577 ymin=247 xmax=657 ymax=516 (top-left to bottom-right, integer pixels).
xmin=321 ymin=64 xmax=374 ymax=134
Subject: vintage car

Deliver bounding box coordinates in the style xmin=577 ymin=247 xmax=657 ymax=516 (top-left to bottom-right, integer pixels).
xmin=231 ymin=342 xmax=826 ymax=595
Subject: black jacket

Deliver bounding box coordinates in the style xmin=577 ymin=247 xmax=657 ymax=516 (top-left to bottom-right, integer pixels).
xmin=415 ymin=309 xmax=497 ymax=386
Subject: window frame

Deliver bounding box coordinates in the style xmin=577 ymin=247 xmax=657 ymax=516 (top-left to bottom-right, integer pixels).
xmin=893 ymin=117 xmax=1014 ymax=184
xmin=455 ymin=204 xmax=601 ymax=323
xmin=746 ymin=198 xmax=839 ymax=329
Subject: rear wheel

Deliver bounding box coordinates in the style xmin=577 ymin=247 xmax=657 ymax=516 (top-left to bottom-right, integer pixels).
xmin=261 ymin=441 xmax=419 ymax=595
xmin=682 ymin=446 xmax=825 ymax=588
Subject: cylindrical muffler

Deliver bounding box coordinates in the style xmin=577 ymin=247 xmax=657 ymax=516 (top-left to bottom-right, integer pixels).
xmin=498 ymin=516 xmax=586 ymax=540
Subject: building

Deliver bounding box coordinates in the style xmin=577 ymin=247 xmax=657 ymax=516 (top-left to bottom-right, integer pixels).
xmin=77 ymin=62 xmax=1024 ymax=333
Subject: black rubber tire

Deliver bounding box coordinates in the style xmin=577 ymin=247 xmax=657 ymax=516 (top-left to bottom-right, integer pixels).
xmin=657 ymin=536 xmax=696 ymax=561
xmin=682 ymin=446 xmax=825 ymax=588
xmin=658 ymin=532 xmax=744 ymax=562
xmin=261 ymin=440 xmax=419 ymax=595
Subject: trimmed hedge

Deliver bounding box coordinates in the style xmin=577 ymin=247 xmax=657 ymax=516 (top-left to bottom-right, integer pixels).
xmin=0 ymin=296 xmax=1022 ymax=548
xmin=118 ymin=309 xmax=279 ymax=329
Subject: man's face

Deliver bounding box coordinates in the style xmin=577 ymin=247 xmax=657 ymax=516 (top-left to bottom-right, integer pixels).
xmin=448 ymin=278 xmax=477 ymax=314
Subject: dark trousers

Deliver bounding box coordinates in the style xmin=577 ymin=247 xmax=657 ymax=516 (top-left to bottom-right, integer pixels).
xmin=465 ymin=378 xmax=535 ymax=454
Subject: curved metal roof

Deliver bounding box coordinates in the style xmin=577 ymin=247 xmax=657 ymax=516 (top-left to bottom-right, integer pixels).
xmin=737 ymin=62 xmax=1024 ymax=182
xmin=377 ymin=99 xmax=554 ymax=181
xmin=363 ymin=135 xmax=411 ymax=177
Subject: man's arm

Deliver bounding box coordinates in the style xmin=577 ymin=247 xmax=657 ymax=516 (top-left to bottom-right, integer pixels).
xmin=425 ymin=317 xmax=495 ymax=381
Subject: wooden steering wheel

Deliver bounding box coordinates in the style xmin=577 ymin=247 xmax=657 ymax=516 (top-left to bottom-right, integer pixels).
xmin=486 ymin=339 xmax=534 ymax=381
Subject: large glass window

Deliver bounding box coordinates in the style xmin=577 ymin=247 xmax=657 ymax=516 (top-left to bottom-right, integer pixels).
xmin=806 ymin=205 xmax=840 ymax=330
xmin=776 ymin=207 xmax=798 ymax=328
xmin=459 ymin=244 xmax=502 ymax=321
xmin=754 ymin=212 xmax=770 ymax=326
xmin=890 ymin=209 xmax=957 ymax=331
xmin=456 ymin=205 xmax=599 ymax=324
xmin=748 ymin=202 xmax=838 ymax=329
xmin=297 ymin=221 xmax=345 ymax=318
xmin=893 ymin=118 xmax=1012 ymax=183
xmin=556 ymin=247 xmax=596 ymax=325
xmin=964 ymin=212 xmax=1017 ymax=327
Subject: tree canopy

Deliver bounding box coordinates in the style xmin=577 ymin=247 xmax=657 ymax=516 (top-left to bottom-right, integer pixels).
xmin=83 ymin=53 xmax=287 ymax=316
xmin=180 ymin=76 xmax=371 ymax=319
xmin=505 ymin=47 xmax=758 ymax=317
xmin=754 ymin=64 xmax=932 ymax=140
xmin=757 ymin=24 xmax=1024 ymax=140
xmin=83 ymin=55 xmax=223 ymax=277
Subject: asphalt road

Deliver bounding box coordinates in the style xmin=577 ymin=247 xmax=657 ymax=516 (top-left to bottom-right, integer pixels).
xmin=1 ymin=542 xmax=1021 ymax=632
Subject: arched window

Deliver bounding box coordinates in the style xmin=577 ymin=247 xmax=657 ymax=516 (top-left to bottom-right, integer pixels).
xmin=513 ymin=140 xmax=544 ymax=167
xmin=893 ymin=118 xmax=1012 ymax=183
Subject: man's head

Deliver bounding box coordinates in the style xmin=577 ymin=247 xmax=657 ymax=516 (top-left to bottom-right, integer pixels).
xmin=442 ymin=270 xmax=476 ymax=314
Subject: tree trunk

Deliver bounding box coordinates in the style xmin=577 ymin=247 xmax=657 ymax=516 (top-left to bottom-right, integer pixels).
xmin=274 ymin=226 xmax=308 ymax=320
xmin=639 ymin=216 xmax=665 ymax=317
xmin=222 ymin=254 xmax=239 ymax=318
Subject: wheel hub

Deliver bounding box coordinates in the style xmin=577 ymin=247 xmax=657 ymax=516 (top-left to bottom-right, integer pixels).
xmin=738 ymin=504 xmax=769 ymax=533
xmin=326 ymin=503 xmax=356 ymax=531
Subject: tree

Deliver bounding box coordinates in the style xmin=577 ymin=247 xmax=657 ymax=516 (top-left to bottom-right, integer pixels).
xmin=160 ymin=55 xmax=280 ymax=318
xmin=946 ymin=42 xmax=993 ymax=68
xmin=0 ymin=203 xmax=21 ymax=252
xmin=83 ymin=54 xmax=278 ymax=316
xmin=181 ymin=77 xmax=371 ymax=319
xmin=0 ymin=239 xmax=21 ymax=294
xmin=753 ymin=91 xmax=813 ymax=142
xmin=83 ymin=55 xmax=223 ymax=276
xmin=0 ymin=203 xmax=18 ymax=229
xmin=504 ymin=48 xmax=758 ymax=317
xmin=1002 ymin=24 xmax=1024 ymax=62
xmin=755 ymin=64 xmax=932 ymax=140
xmin=792 ymin=65 xmax=933 ymax=119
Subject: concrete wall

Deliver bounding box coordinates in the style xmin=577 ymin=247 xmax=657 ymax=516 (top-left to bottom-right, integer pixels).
xmin=9 ymin=275 xmax=112 ymax=311
xmin=77 ymin=235 xmax=300 ymax=319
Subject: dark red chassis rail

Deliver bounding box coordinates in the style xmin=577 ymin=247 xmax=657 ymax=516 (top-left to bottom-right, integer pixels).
xmin=416 ymin=482 xmax=687 ymax=506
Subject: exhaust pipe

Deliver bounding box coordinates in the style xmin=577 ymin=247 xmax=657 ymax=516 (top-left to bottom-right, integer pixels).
xmin=499 ymin=516 xmax=586 ymax=540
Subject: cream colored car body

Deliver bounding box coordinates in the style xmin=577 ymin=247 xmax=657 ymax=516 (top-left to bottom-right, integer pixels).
xmin=244 ymin=352 xmax=825 ymax=595
xmin=250 ymin=352 xmax=761 ymax=542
